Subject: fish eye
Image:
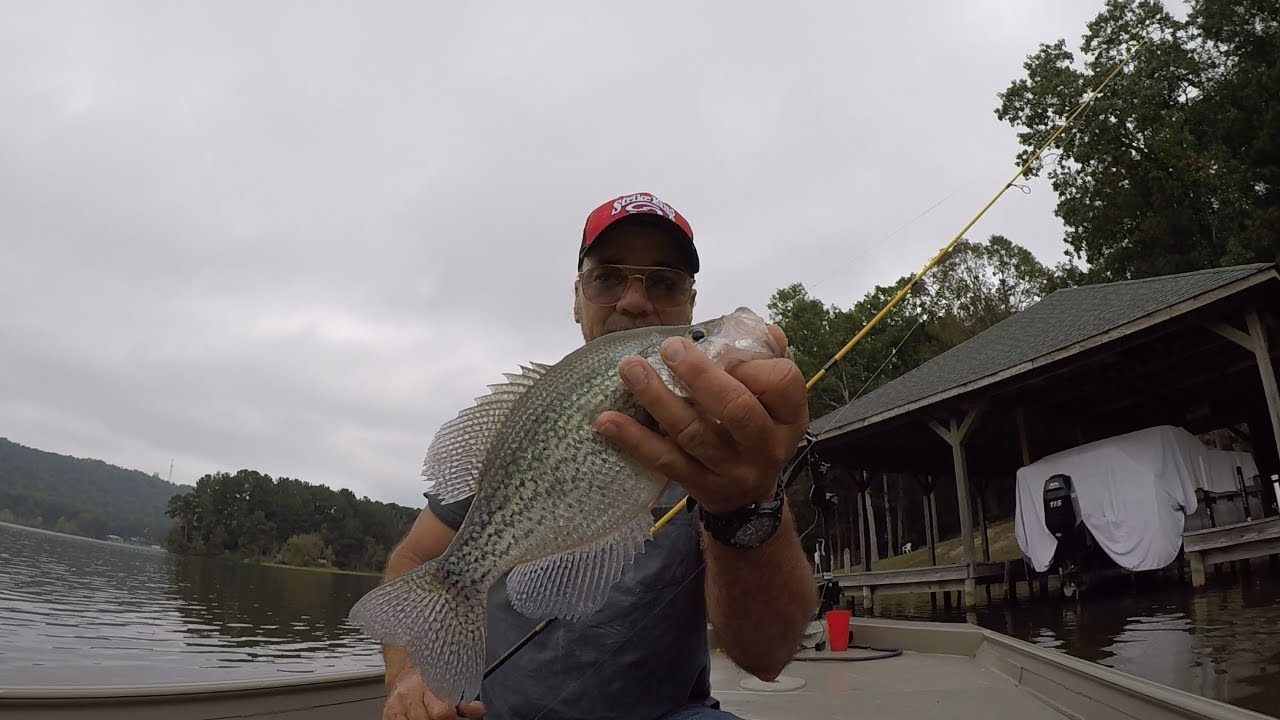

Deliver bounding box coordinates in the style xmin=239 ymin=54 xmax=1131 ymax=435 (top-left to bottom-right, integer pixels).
xmin=690 ymin=328 xmax=706 ymax=342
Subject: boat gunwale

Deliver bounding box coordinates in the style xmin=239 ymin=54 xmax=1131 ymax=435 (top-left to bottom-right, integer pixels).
xmin=848 ymin=616 xmax=1276 ymax=720
xmin=1 ymin=617 xmax=1272 ymax=720
xmin=0 ymin=668 xmax=386 ymax=701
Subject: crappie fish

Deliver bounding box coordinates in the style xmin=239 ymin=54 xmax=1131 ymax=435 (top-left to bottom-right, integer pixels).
xmin=347 ymin=307 xmax=784 ymax=706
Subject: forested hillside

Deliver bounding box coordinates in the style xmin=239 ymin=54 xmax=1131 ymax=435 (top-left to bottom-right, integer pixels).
xmin=0 ymin=437 xmax=192 ymax=542
xmin=164 ymin=469 xmax=420 ymax=573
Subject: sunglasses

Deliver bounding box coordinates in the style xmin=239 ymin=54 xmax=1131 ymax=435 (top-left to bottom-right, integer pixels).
xmin=578 ymin=264 xmax=694 ymax=309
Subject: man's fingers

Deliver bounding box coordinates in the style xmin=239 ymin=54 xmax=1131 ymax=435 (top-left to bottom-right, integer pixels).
xmin=729 ymin=357 xmax=808 ymax=428
xmin=421 ymin=693 xmax=458 ymax=720
xmin=616 ymin=356 xmax=744 ymax=471
xmin=458 ymin=700 xmax=487 ymax=719
xmin=767 ymin=323 xmax=789 ymax=356
xmin=657 ymin=337 xmax=776 ymax=449
xmin=596 ymin=410 xmax=708 ymax=483
xmin=617 ymin=356 xmax=701 ymax=437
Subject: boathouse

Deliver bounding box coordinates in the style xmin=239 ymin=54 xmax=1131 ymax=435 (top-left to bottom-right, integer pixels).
xmin=806 ymin=262 xmax=1280 ymax=608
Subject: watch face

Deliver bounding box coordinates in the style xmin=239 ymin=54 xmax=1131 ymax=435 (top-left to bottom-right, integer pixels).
xmin=734 ymin=515 xmax=781 ymax=547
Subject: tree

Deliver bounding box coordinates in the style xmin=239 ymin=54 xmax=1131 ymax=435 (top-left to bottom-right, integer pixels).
xmin=277 ymin=532 xmax=334 ymax=568
xmin=766 ymin=283 xmax=867 ymax=417
xmin=0 ymin=437 xmax=192 ymax=542
xmin=769 ymin=234 xmax=1063 ymax=419
xmin=918 ymin=235 xmax=1065 ymax=346
xmin=996 ymin=0 xmax=1280 ymax=281
xmin=163 ymin=468 xmax=417 ymax=573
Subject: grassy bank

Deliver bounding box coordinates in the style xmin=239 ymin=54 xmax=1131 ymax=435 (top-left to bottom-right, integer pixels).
xmin=838 ymin=518 xmax=1024 ymax=573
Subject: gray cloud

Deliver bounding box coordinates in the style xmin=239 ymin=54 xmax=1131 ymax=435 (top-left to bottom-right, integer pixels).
xmin=1 ymin=0 xmax=1129 ymax=507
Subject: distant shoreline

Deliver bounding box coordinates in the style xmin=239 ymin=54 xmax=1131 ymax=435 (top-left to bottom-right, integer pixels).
xmin=0 ymin=520 xmax=166 ymax=549
xmin=257 ymin=561 xmax=382 ymax=578
xmin=1 ymin=521 xmax=384 ymax=576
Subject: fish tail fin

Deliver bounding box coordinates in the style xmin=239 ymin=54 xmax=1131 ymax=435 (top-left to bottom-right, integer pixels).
xmin=348 ymin=558 xmax=487 ymax=705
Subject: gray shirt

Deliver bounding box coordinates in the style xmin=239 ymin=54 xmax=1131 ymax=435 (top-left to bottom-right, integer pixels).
xmin=426 ymin=484 xmax=719 ymax=720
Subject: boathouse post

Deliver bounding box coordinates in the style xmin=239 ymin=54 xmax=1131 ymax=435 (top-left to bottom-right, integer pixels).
xmin=1015 ymin=406 xmax=1032 ymax=466
xmin=929 ymin=403 xmax=984 ymax=609
xmin=972 ymin=474 xmax=991 ymax=562
xmin=915 ymin=474 xmax=938 ymax=566
xmin=1206 ymin=307 xmax=1280 ymax=479
xmin=1245 ymin=309 xmax=1280 ymax=470
xmin=854 ymin=470 xmax=871 ymax=572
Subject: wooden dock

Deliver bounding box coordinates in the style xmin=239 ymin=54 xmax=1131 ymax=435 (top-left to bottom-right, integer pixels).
xmin=1183 ymin=515 xmax=1280 ymax=587
xmin=828 ymin=561 xmax=1008 ymax=611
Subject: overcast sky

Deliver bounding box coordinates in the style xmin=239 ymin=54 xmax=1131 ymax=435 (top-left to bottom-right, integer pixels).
xmin=1 ymin=1 xmax=1151 ymax=508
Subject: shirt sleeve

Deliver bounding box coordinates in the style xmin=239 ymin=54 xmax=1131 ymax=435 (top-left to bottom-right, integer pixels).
xmin=425 ymin=490 xmax=474 ymax=532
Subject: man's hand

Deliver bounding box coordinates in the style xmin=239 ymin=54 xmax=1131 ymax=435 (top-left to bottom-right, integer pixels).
xmin=596 ymin=324 xmax=808 ymax=513
xmin=596 ymin=323 xmax=815 ymax=680
xmin=383 ymin=670 xmax=486 ymax=720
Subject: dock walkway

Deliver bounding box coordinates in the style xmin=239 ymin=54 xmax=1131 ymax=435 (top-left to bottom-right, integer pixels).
xmin=823 ymin=561 xmax=1010 ymax=611
xmin=1184 ymin=515 xmax=1280 ymax=587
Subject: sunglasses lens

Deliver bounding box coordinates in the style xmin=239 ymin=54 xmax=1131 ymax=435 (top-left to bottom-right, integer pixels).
xmin=580 ymin=266 xmax=691 ymax=308
xmin=581 ymin=266 xmax=630 ymax=304
xmin=644 ymin=269 xmax=690 ymax=307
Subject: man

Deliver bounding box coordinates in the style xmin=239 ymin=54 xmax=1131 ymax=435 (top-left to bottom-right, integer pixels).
xmin=379 ymin=192 xmax=817 ymax=720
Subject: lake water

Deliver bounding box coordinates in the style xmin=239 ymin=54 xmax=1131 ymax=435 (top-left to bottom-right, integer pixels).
xmin=0 ymin=521 xmax=383 ymax=685
xmin=2 ymin=521 xmax=1278 ymax=717
xmin=873 ymin=566 xmax=1280 ymax=717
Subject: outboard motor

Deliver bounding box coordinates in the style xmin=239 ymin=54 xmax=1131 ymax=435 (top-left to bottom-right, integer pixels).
xmin=1043 ymin=473 xmax=1079 ymax=540
xmin=1042 ymin=473 xmax=1090 ymax=598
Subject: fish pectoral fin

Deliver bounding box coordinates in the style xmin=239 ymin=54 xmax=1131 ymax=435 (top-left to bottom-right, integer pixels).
xmin=505 ymin=511 xmax=654 ymax=622
xmin=422 ymin=362 xmax=549 ymax=503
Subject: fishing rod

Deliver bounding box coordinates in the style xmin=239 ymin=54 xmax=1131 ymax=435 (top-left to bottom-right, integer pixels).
xmin=478 ymin=35 xmax=1148 ymax=689
xmin=649 ymin=35 xmax=1148 ymax=531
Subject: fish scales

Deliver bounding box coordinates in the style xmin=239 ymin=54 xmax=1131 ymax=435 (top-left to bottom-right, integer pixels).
xmin=347 ymin=307 xmax=784 ymax=707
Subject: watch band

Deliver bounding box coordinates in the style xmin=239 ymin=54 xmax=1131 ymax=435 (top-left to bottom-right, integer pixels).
xmin=698 ymin=483 xmax=785 ymax=549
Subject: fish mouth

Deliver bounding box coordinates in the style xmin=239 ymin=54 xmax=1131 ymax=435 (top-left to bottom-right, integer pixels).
xmin=693 ymin=307 xmax=783 ymax=363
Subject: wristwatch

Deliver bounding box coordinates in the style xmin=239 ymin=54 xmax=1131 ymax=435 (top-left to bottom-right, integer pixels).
xmin=698 ymin=483 xmax=785 ymax=549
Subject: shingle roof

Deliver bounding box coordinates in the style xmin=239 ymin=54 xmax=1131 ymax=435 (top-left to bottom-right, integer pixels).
xmin=810 ymin=263 xmax=1276 ymax=438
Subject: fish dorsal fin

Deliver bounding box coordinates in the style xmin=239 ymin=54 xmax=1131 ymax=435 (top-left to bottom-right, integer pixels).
xmin=422 ymin=362 xmax=549 ymax=503
xmin=504 ymin=510 xmax=653 ymax=622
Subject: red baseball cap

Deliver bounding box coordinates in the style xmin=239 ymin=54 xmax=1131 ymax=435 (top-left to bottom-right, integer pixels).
xmin=579 ymin=192 xmax=699 ymax=273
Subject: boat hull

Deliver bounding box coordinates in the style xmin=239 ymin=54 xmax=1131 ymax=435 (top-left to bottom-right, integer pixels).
xmin=1 ymin=617 xmax=1270 ymax=720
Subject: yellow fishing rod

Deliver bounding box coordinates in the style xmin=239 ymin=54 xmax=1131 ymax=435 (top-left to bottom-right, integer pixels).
xmin=482 ymin=37 xmax=1148 ymax=689
xmin=648 ymin=35 xmax=1148 ymax=535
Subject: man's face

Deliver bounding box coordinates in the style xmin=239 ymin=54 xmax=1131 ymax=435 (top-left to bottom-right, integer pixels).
xmin=573 ymin=221 xmax=697 ymax=343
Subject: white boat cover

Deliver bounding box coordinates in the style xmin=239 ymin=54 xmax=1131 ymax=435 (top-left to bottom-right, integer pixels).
xmin=1201 ymin=448 xmax=1260 ymax=493
xmin=1014 ymin=425 xmax=1209 ymax=573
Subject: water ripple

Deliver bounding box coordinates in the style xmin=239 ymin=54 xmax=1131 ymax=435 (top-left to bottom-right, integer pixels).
xmin=866 ymin=560 xmax=1280 ymax=717
xmin=1 ymin=522 xmax=384 ymax=686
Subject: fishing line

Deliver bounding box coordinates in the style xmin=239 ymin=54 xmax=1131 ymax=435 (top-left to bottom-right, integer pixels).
xmin=807 ymin=192 xmax=954 ymax=293
xmin=478 ymin=34 xmax=1149 ymax=697
xmin=651 ymin=34 xmax=1148 ymax=529
xmin=796 ymin=312 xmax=928 ymax=544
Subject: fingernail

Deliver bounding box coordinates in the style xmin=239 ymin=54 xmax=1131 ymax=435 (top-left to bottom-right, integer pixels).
xmin=597 ymin=418 xmax=619 ymax=437
xmin=621 ymin=361 xmax=647 ymax=388
xmin=661 ymin=337 xmax=687 ymax=364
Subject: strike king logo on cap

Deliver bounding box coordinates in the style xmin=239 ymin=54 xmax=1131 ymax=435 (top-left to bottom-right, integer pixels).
xmin=579 ymin=192 xmax=698 ymax=272
xmin=610 ymin=193 xmax=679 ymax=220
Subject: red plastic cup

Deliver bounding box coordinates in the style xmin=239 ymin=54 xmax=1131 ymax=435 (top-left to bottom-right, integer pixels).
xmin=824 ymin=609 xmax=851 ymax=652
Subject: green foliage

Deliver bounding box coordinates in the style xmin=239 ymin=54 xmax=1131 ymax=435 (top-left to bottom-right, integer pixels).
xmin=771 ymin=236 xmax=1061 ymax=564
xmin=996 ymin=0 xmax=1280 ymax=281
xmin=164 ymin=468 xmax=418 ymax=573
xmin=277 ymin=532 xmax=334 ymax=568
xmin=768 ymin=234 xmax=1066 ymax=419
xmin=0 ymin=437 xmax=191 ymax=542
